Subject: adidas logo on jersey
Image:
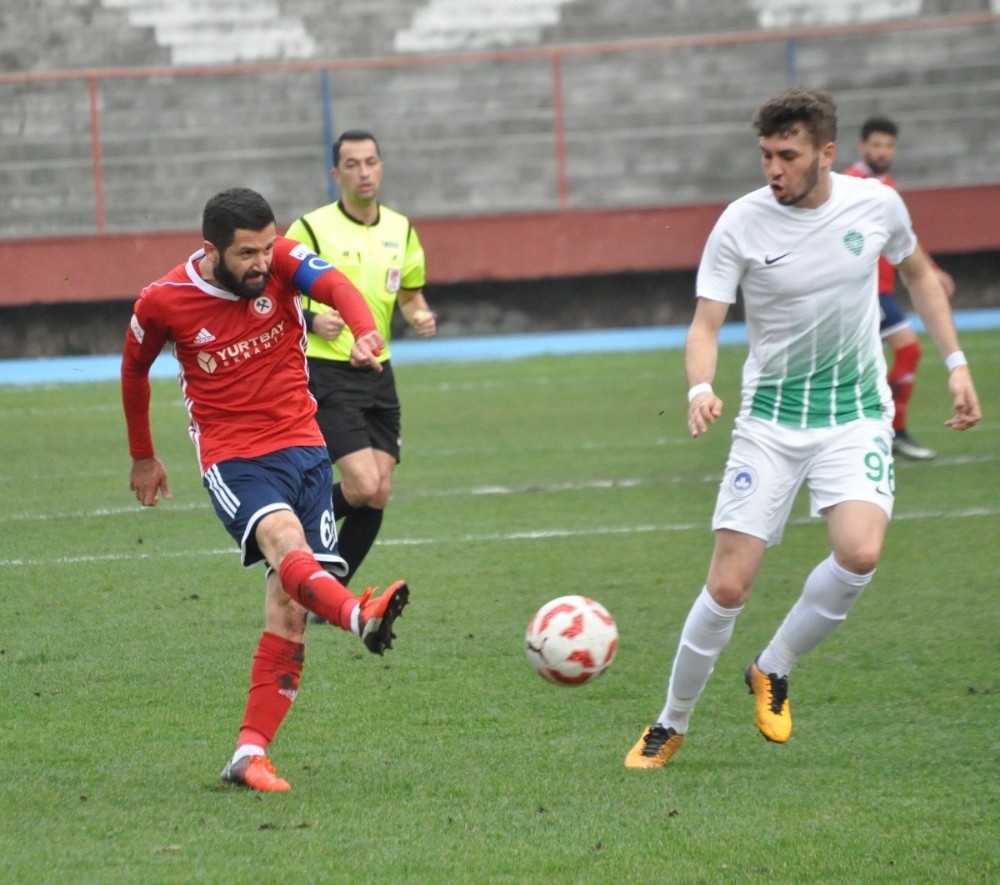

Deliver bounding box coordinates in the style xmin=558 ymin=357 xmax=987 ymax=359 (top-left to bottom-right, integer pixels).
xmin=193 ymin=327 xmax=216 ymax=345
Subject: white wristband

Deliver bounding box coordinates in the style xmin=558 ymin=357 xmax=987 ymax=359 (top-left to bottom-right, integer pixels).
xmin=945 ymin=351 xmax=968 ymax=372
xmin=688 ymin=382 xmax=713 ymax=403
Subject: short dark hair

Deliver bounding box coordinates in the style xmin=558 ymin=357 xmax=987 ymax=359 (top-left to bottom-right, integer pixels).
xmin=201 ymin=188 xmax=275 ymax=252
xmin=752 ymin=87 xmax=837 ymax=147
xmin=860 ymin=115 xmax=898 ymax=141
xmin=333 ymin=129 xmax=381 ymax=167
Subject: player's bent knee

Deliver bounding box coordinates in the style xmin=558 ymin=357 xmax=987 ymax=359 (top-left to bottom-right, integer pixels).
xmin=836 ymin=547 xmax=880 ymax=577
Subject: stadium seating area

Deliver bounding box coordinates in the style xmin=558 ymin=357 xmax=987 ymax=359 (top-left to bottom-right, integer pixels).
xmin=1 ymin=0 xmax=999 ymax=239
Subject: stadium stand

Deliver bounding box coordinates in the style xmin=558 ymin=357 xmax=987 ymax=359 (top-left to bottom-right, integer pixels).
xmin=2 ymin=1 xmax=998 ymax=237
xmin=0 ymin=0 xmax=998 ymax=356
xmin=102 ymin=0 xmax=316 ymax=65
xmin=395 ymin=0 xmax=580 ymax=52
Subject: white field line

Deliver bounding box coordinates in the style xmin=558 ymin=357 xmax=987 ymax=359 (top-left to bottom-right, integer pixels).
xmin=0 ymin=507 xmax=996 ymax=568
xmin=2 ymin=451 xmax=996 ymax=524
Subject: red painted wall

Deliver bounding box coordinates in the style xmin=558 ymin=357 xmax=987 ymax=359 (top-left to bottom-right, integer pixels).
xmin=2 ymin=185 xmax=997 ymax=307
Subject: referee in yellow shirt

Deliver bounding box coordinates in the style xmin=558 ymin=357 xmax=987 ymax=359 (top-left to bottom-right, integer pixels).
xmin=286 ymin=130 xmax=436 ymax=613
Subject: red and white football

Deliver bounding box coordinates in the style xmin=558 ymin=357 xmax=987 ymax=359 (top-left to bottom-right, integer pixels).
xmin=525 ymin=595 xmax=618 ymax=685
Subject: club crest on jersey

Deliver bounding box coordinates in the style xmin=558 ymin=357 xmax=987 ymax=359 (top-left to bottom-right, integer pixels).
xmin=843 ymin=230 xmax=864 ymax=256
xmin=729 ymin=465 xmax=758 ymax=498
xmin=252 ymin=295 xmax=275 ymax=317
xmin=386 ymin=268 xmax=401 ymax=293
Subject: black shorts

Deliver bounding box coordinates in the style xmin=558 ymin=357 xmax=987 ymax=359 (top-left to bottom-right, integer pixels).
xmin=308 ymin=358 xmax=401 ymax=462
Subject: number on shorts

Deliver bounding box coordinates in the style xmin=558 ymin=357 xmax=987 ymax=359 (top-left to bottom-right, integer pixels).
xmin=864 ymin=450 xmax=895 ymax=494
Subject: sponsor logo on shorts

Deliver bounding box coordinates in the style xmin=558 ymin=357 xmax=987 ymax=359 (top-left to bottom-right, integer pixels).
xmin=874 ymin=436 xmax=890 ymax=457
xmin=730 ymin=466 xmax=758 ymax=498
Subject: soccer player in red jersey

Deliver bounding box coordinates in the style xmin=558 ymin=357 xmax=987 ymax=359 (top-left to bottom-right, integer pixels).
xmin=121 ymin=188 xmax=410 ymax=792
xmin=844 ymin=116 xmax=956 ymax=460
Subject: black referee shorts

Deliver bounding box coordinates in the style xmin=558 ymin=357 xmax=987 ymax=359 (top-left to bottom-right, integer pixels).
xmin=307 ymin=358 xmax=402 ymax=462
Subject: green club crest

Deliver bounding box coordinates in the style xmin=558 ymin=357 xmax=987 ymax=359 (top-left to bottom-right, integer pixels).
xmin=843 ymin=230 xmax=864 ymax=256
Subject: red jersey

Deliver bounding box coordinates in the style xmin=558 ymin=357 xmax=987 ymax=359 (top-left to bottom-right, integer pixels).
xmin=843 ymin=161 xmax=898 ymax=294
xmin=122 ymin=236 xmax=376 ymax=473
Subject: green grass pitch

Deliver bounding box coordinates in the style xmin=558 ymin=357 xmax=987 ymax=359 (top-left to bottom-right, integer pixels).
xmin=1 ymin=332 xmax=997 ymax=883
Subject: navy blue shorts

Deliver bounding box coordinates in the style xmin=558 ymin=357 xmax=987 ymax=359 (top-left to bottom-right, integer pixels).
xmin=878 ymin=293 xmax=910 ymax=338
xmin=203 ymin=446 xmax=348 ymax=575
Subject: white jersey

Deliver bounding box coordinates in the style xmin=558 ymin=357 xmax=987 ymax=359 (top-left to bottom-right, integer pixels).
xmin=697 ymin=172 xmax=917 ymax=428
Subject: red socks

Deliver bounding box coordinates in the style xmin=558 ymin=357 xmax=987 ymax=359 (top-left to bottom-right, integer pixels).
xmin=238 ymin=631 xmax=304 ymax=750
xmin=235 ymin=554 xmax=360 ymax=753
xmin=278 ymin=549 xmax=359 ymax=631
xmin=888 ymin=341 xmax=921 ymax=431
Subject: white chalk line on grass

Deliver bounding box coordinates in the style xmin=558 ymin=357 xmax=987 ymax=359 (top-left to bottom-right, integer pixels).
xmin=3 ymin=451 xmax=996 ymax=526
xmin=1 ymin=506 xmax=996 ymax=568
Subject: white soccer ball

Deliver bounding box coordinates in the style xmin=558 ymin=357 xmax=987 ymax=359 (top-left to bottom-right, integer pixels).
xmin=524 ymin=595 xmax=618 ymax=686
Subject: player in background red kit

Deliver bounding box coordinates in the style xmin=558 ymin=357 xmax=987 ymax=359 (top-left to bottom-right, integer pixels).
xmin=121 ymin=188 xmax=410 ymax=792
xmin=844 ymin=116 xmax=956 ymax=460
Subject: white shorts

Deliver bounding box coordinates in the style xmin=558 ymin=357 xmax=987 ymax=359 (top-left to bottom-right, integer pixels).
xmin=712 ymin=416 xmax=895 ymax=547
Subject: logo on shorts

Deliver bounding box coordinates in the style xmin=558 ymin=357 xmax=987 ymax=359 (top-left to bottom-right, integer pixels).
xmin=198 ymin=352 xmax=218 ymax=373
xmin=843 ymin=230 xmax=865 ymax=256
xmin=252 ymin=295 xmax=275 ymax=317
xmin=320 ymin=508 xmax=337 ymax=550
xmin=874 ymin=435 xmax=890 ymax=457
xmin=729 ymin=466 xmax=758 ymax=498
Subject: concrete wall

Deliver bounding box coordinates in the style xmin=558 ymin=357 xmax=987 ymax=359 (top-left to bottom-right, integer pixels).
xmin=2 ymin=3 xmax=998 ymax=240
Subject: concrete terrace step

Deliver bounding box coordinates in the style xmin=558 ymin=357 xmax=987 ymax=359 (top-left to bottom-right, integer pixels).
xmin=99 ymin=0 xmax=316 ymax=64
xmin=395 ymin=0 xmax=578 ymax=52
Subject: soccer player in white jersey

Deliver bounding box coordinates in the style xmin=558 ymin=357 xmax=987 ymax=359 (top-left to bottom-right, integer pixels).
xmin=625 ymin=87 xmax=981 ymax=769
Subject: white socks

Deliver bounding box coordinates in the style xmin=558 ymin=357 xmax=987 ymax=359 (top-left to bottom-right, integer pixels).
xmin=231 ymin=743 xmax=266 ymax=764
xmin=659 ymin=587 xmax=743 ymax=734
xmin=757 ymin=553 xmax=874 ymax=677
xmin=656 ymin=554 xmax=874 ymax=734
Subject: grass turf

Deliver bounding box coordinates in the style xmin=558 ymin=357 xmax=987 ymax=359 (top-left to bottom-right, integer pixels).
xmin=1 ymin=332 xmax=997 ymax=883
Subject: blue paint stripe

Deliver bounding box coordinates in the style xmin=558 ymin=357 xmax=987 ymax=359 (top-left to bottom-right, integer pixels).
xmin=2 ymin=308 xmax=998 ymax=388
